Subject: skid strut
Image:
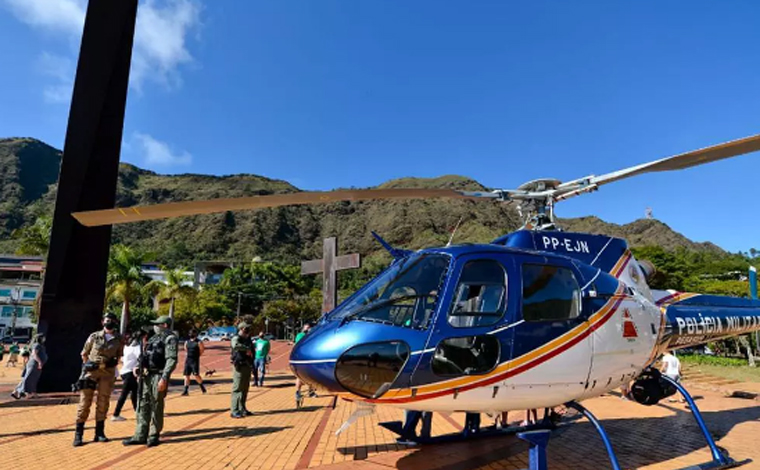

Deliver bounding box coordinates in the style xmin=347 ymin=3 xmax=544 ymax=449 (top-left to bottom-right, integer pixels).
xmin=565 ymin=401 xmax=622 ymax=470
xmin=660 ymin=376 xmax=747 ymax=469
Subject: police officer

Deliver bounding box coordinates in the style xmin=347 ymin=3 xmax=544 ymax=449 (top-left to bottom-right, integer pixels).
xmin=73 ymin=313 xmax=123 ymax=447
xmin=122 ymin=315 xmax=178 ymax=447
xmin=230 ymin=322 xmax=253 ymax=418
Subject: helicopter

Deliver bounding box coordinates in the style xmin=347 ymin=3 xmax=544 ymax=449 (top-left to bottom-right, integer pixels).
xmin=74 ymin=134 xmax=760 ymax=469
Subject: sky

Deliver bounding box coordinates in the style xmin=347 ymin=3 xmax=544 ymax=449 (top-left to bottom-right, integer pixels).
xmin=1 ymin=1 xmax=759 ymax=253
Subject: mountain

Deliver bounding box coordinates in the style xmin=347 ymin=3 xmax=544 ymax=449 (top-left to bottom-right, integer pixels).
xmin=0 ymin=138 xmax=727 ymax=264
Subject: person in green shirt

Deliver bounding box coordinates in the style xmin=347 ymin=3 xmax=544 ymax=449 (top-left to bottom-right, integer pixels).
xmin=294 ymin=324 xmax=309 ymax=345
xmin=252 ymin=332 xmax=270 ymax=387
xmin=6 ymin=342 xmax=20 ymax=367
xmin=293 ymin=324 xmax=316 ymax=407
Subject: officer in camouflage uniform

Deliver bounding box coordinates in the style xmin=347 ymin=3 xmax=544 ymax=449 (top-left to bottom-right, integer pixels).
xmin=230 ymin=322 xmax=253 ymax=418
xmin=73 ymin=313 xmax=123 ymax=447
xmin=122 ymin=315 xmax=178 ymax=447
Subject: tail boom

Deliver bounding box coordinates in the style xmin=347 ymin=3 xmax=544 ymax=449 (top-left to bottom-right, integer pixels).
xmin=659 ymin=293 xmax=760 ymax=350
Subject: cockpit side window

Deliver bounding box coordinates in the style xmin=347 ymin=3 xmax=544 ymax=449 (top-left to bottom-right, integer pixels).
xmin=432 ymin=335 xmax=500 ymax=376
xmin=522 ymin=264 xmax=581 ymax=322
xmin=448 ymin=259 xmax=507 ymax=328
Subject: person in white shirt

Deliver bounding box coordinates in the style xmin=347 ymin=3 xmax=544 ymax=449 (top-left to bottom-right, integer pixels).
xmin=112 ymin=330 xmax=145 ymax=421
xmin=661 ymin=352 xmax=681 ymax=381
xmin=661 ymin=351 xmax=685 ymax=403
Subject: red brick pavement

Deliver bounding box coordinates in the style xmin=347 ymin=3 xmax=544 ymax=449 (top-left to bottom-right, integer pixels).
xmin=1 ymin=341 xmax=760 ymax=470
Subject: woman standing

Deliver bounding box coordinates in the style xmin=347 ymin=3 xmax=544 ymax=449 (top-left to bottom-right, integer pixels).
xmin=181 ymin=329 xmax=207 ymax=395
xmin=112 ymin=331 xmax=144 ymax=421
xmin=11 ymin=334 xmax=48 ymax=399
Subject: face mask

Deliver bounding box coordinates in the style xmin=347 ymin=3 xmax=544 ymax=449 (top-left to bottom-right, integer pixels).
xmin=104 ymin=321 xmax=116 ymax=330
xmin=38 ymin=337 xmax=45 ymax=344
xmin=153 ymin=325 xmax=164 ymax=335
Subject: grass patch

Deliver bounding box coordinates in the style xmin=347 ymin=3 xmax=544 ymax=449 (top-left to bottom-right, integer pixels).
xmin=681 ymin=354 xmax=760 ymax=383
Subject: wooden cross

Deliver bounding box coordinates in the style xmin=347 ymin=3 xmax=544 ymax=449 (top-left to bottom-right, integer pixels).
xmin=301 ymin=237 xmax=361 ymax=314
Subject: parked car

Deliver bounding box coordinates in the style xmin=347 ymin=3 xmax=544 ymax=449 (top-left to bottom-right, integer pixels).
xmin=198 ymin=331 xmax=231 ymax=342
xmin=1 ymin=335 xmax=30 ymax=344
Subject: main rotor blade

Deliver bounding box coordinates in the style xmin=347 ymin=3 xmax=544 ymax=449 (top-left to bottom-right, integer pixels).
xmin=589 ymin=133 xmax=760 ymax=187
xmin=73 ymin=188 xmax=486 ymax=227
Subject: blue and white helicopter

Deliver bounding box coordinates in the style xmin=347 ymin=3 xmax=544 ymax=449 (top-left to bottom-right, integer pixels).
xmin=75 ymin=135 xmax=760 ymax=469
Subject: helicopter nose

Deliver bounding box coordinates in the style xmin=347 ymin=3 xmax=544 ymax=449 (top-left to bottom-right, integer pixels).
xmin=290 ymin=328 xmax=411 ymax=398
xmin=334 ymin=341 xmax=411 ymax=398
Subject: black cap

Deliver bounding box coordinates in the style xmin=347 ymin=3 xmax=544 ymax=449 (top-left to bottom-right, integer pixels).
xmin=103 ymin=313 xmax=118 ymax=321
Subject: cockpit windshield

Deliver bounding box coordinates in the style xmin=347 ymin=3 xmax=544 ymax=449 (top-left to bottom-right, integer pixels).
xmin=328 ymin=253 xmax=450 ymax=329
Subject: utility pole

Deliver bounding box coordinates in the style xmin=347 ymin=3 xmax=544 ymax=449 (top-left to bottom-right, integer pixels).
xmin=236 ymin=292 xmax=242 ymax=322
xmin=9 ymin=288 xmax=19 ymax=338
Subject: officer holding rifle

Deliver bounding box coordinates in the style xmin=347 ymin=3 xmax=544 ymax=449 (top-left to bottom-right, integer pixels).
xmin=72 ymin=313 xmax=123 ymax=447
xmin=122 ymin=315 xmax=178 ymax=448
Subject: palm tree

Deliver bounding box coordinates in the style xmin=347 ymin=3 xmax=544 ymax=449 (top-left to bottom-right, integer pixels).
xmin=107 ymin=245 xmax=149 ymax=333
xmin=12 ymin=216 xmax=53 ymax=257
xmin=147 ymin=267 xmax=195 ymax=326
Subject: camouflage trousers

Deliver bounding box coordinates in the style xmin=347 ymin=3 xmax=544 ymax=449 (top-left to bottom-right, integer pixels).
xmin=132 ymin=373 xmax=168 ymax=441
xmin=76 ymin=368 xmax=116 ymax=424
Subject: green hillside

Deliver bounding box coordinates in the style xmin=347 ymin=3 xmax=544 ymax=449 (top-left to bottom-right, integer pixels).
xmin=0 ymin=138 xmax=735 ymax=266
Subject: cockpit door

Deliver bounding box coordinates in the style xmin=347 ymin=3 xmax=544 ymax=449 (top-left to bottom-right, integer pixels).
xmin=506 ymin=255 xmax=593 ymax=406
xmin=408 ymin=253 xmax=518 ymax=405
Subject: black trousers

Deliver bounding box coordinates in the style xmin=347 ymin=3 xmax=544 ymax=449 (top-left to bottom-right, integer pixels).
xmin=113 ymin=372 xmax=139 ymax=416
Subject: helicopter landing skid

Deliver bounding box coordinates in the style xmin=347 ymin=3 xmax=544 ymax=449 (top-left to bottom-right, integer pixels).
xmin=566 ymin=377 xmax=751 ymax=470
xmin=659 ymin=376 xmax=750 ymax=470
xmin=378 ymin=414 xmax=555 ymax=445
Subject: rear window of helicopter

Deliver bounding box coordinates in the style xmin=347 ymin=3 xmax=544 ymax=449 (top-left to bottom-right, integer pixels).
xmin=521 ymin=264 xmax=581 ymax=322
xmin=448 ymin=259 xmax=507 ymax=328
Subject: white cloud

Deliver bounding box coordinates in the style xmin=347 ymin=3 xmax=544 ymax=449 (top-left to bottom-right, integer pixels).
xmin=132 ymin=0 xmax=201 ymax=89
xmin=133 ymin=132 xmax=192 ymax=167
xmin=38 ymin=52 xmax=75 ymax=104
xmin=2 ymin=0 xmax=201 ymax=98
xmin=3 ymin=0 xmax=84 ymax=36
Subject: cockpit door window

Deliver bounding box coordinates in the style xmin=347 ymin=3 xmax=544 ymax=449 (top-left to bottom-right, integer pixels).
xmin=521 ymin=264 xmax=581 ymax=322
xmin=448 ymin=259 xmax=507 ymax=328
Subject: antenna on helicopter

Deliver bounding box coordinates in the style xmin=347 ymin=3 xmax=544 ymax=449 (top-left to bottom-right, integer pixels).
xmin=446 ymin=216 xmax=464 ymax=247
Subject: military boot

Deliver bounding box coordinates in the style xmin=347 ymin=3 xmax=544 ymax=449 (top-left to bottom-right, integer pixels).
xmin=122 ymin=437 xmax=147 ymax=446
xmin=72 ymin=422 xmax=85 ymax=447
xmin=93 ymin=421 xmax=109 ymax=443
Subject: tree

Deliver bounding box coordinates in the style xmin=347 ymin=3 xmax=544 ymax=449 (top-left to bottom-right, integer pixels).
xmin=147 ymin=267 xmax=195 ymax=325
xmin=12 ymin=216 xmax=52 ymax=256
xmin=107 ymin=244 xmax=150 ymax=333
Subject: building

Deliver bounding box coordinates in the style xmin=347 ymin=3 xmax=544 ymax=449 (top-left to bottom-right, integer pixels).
xmin=140 ymin=262 xmax=195 ymax=287
xmin=193 ymin=261 xmax=239 ymax=288
xmin=0 ymin=255 xmax=44 ymax=339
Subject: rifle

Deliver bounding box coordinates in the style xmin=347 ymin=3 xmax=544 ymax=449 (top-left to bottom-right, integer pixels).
xmin=136 ymin=338 xmax=145 ymax=414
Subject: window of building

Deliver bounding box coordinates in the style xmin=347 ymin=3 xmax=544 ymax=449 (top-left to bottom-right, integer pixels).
xmin=0 ymin=289 xmax=11 ymax=297
xmin=22 ymin=290 xmax=37 ymax=300
xmin=449 ymin=260 xmax=507 ymax=328
xmin=432 ymin=335 xmax=500 ymax=376
xmin=0 ymin=306 xmax=14 ymax=317
xmin=522 ymin=264 xmax=581 ymax=322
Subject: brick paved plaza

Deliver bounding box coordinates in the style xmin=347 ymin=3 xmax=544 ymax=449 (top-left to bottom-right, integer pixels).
xmin=1 ymin=342 xmax=759 ymax=470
